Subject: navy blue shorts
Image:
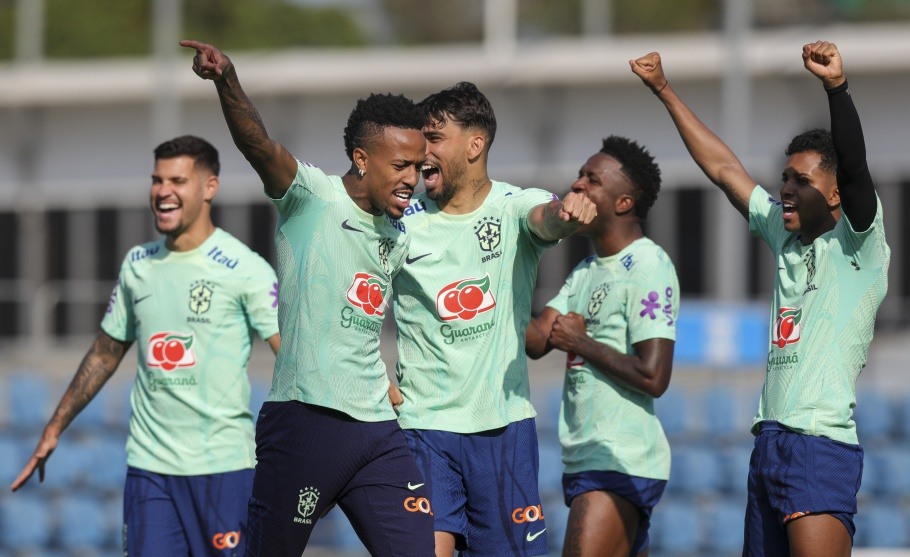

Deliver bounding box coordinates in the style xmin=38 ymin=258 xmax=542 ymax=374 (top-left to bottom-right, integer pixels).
xmin=245 ymin=401 xmax=433 ymax=557
xmin=404 ymin=418 xmax=548 ymax=557
xmin=744 ymin=421 xmax=863 ymax=556
xmin=562 ymin=469 xmax=667 ymax=555
xmin=123 ymin=466 xmax=253 ymax=557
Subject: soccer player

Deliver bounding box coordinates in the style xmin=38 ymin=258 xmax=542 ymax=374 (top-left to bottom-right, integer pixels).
xmin=631 ymin=41 xmax=890 ymax=556
xmin=391 ymin=81 xmax=596 ymax=556
xmin=10 ymin=135 xmax=281 ymax=557
xmin=526 ymin=136 xmax=678 ymax=557
xmin=180 ymin=39 xmax=434 ymax=556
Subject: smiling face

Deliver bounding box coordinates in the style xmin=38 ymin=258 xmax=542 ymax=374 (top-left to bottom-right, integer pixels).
xmin=357 ymin=126 xmax=426 ymax=219
xmin=570 ymin=152 xmax=635 ymax=236
xmin=150 ymin=155 xmax=217 ymax=242
xmin=420 ymin=116 xmax=476 ymax=204
xmin=778 ymin=150 xmax=840 ymax=240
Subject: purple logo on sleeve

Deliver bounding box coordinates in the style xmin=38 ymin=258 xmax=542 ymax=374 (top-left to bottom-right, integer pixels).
xmin=270 ymin=282 xmax=279 ymax=308
xmin=662 ymin=287 xmax=675 ymax=326
xmin=640 ymin=291 xmax=660 ymax=319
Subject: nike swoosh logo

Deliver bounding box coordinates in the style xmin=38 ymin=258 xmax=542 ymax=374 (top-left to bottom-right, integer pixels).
xmin=405 ymin=253 xmax=431 ymax=265
xmin=134 ymin=295 xmax=152 ymax=305
xmin=341 ymin=219 xmax=364 ymax=233
xmin=526 ymin=528 xmax=546 ymax=542
xmin=407 ymin=482 xmax=424 ymax=491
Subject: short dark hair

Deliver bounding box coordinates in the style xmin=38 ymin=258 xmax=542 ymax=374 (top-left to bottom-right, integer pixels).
xmin=343 ymin=93 xmax=424 ymax=161
xmin=419 ymin=82 xmax=497 ymax=148
xmin=599 ymin=135 xmax=662 ymax=220
xmin=154 ymin=135 xmax=220 ymax=176
xmin=785 ymin=128 xmax=837 ymax=174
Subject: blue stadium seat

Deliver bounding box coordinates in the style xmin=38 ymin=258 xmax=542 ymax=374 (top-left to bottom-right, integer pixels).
xmin=543 ymin=500 xmax=569 ymax=553
xmin=858 ymin=447 xmax=880 ymax=496
xmin=701 ymin=387 xmax=745 ymax=441
xmin=86 ymin=437 xmax=127 ymax=492
xmin=56 ymin=494 xmax=112 ymax=549
xmin=6 ymin=373 xmax=53 ymax=432
xmin=0 ymin=494 xmax=53 ymax=549
xmin=655 ymin=388 xmax=691 ymax=440
xmin=249 ymin=378 xmax=270 ymax=417
xmin=855 ymin=503 xmax=907 ymax=547
xmin=668 ymin=446 xmax=722 ymax=495
xmin=651 ymin=500 xmax=701 ymax=553
xmin=0 ymin=437 xmax=23 ymax=485
xmin=537 ymin=439 xmax=563 ymax=499
xmin=720 ymin=444 xmax=753 ymax=495
xmin=873 ymin=447 xmax=910 ymax=495
xmin=704 ymin=498 xmax=745 ymax=553
xmin=854 ymin=389 xmax=894 ymax=443
xmin=37 ymin=438 xmax=96 ymax=491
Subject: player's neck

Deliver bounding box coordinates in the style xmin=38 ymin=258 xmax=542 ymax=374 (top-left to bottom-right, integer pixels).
xmin=591 ymin=222 xmax=643 ymax=257
xmin=438 ymin=175 xmax=492 ymax=215
xmin=166 ymin=221 xmax=216 ymax=252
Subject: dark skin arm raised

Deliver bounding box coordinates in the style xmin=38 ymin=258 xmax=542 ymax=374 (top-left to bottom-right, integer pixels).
xmin=10 ymin=331 xmax=131 ymax=491
xmin=180 ymin=39 xmax=298 ymax=199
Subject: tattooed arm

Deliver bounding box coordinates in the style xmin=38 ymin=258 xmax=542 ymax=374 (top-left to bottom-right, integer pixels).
xmin=180 ymin=40 xmax=298 ymax=199
xmin=10 ymin=332 xmax=131 ymax=491
xmin=527 ymin=191 xmax=597 ymax=242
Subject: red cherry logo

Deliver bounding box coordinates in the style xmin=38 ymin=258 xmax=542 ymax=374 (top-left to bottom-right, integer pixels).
xmin=164 ymin=340 xmax=185 ymax=363
xmin=458 ymin=309 xmax=477 ymax=320
xmin=151 ymin=340 xmax=166 ymax=362
xmin=356 ymin=279 xmax=370 ymax=304
xmin=780 ymin=316 xmax=794 ymax=339
xmin=443 ymin=291 xmax=462 ymax=314
xmin=368 ymin=283 xmax=383 ymax=309
xmin=458 ymin=285 xmax=483 ymax=311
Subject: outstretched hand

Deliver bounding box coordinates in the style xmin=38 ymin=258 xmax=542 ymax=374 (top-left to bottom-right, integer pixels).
xmin=10 ymin=436 xmax=58 ymax=492
xmin=556 ymin=191 xmax=597 ymax=225
xmin=802 ymin=41 xmax=845 ymax=89
xmin=629 ymin=52 xmax=668 ymax=93
xmin=179 ymin=39 xmax=232 ymax=81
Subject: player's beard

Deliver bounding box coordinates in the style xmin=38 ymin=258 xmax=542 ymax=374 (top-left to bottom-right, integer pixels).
xmin=427 ymin=158 xmax=467 ymax=205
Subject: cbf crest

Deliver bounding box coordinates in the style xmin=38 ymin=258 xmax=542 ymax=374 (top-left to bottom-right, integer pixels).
xmin=474 ymin=216 xmax=502 ymax=252
xmin=587 ymin=284 xmax=609 ymax=316
xmin=293 ymin=487 xmax=320 ymax=525
xmin=189 ymin=280 xmax=215 ymax=314
xmin=378 ymin=237 xmax=394 ymax=275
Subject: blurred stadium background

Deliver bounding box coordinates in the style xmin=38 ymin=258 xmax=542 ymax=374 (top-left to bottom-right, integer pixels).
xmin=2 ymin=0 xmax=910 ymax=555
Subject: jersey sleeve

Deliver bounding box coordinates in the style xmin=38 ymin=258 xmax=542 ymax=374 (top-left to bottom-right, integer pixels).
xmin=243 ymin=257 xmax=281 ymax=341
xmin=841 ymin=194 xmax=889 ymax=268
xmin=270 ymin=160 xmax=335 ymax=217
xmin=625 ymin=254 xmax=679 ymax=344
xmin=748 ymin=184 xmax=787 ymax=253
xmin=100 ymin=255 xmax=136 ymax=342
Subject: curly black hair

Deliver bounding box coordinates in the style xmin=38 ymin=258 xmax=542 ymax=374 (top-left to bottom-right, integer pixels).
xmin=154 ymin=135 xmax=220 ymax=176
xmin=785 ymin=128 xmax=836 ymax=174
xmin=599 ymin=135 xmax=661 ymax=220
xmin=343 ymin=93 xmax=424 ymax=161
xmin=419 ymin=82 xmax=497 ymax=148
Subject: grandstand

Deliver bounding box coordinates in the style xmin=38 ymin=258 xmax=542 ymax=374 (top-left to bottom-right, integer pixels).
xmin=2 ymin=0 xmax=910 ymax=555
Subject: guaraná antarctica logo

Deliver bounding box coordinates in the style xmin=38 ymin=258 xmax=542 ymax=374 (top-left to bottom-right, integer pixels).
xmin=345 ymin=272 xmax=389 ymax=317
xmin=772 ymin=306 xmax=802 ymax=349
xmin=436 ymin=275 xmax=496 ymax=322
xmin=146 ymin=332 xmax=197 ymax=371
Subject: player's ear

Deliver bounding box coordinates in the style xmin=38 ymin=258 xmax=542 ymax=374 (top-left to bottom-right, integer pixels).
xmin=616 ymin=193 xmax=635 ymax=215
xmin=204 ymin=174 xmax=219 ymax=202
xmin=467 ymin=133 xmax=486 ymax=161
xmin=352 ymin=147 xmax=368 ymax=176
xmin=828 ymin=185 xmax=840 ymax=209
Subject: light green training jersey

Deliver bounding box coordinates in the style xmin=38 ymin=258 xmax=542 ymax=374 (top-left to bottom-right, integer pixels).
xmin=749 ymin=185 xmax=890 ymax=444
xmin=393 ymin=182 xmax=557 ymax=433
xmin=267 ymin=161 xmax=409 ymax=422
xmin=547 ymin=238 xmax=679 ymax=479
xmin=101 ymin=227 xmax=279 ymax=476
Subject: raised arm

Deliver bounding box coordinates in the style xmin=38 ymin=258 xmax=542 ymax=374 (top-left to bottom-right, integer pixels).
xmin=180 ymin=40 xmax=298 ymax=199
xmin=630 ymin=52 xmax=757 ymax=219
xmin=548 ymin=312 xmax=674 ymax=398
xmin=803 ymin=41 xmax=877 ymax=231
xmin=10 ymin=331 xmax=131 ymax=492
xmin=527 ymin=191 xmax=597 ymax=242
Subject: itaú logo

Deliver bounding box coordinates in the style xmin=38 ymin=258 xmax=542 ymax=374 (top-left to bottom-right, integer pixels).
xmin=512 ymin=504 xmax=545 ymax=523
xmin=403 ymin=496 xmax=433 ymax=515
xmin=212 ymin=531 xmax=240 ymax=550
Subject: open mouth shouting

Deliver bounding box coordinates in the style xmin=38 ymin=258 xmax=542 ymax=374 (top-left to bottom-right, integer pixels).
xmin=421 ymin=163 xmax=440 ymax=192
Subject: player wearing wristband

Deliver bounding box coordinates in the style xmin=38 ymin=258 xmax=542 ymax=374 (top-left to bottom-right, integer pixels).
xmin=631 ymin=41 xmax=890 ymax=556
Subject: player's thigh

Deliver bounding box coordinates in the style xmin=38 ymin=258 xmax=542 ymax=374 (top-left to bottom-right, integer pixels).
xmin=338 ymin=436 xmax=434 ymax=556
xmin=123 ymin=467 xmax=188 ymax=557
xmin=786 ymin=514 xmax=852 ymax=557
xmin=562 ymin=490 xmax=638 ymax=557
